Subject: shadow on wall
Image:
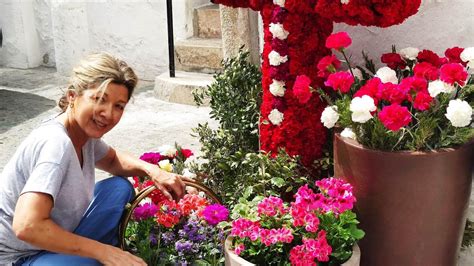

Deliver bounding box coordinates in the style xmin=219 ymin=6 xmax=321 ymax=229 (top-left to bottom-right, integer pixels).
xmin=0 ymin=90 xmax=56 ymax=134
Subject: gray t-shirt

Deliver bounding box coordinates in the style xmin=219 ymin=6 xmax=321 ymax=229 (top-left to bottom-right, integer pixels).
xmin=0 ymin=119 xmax=109 ymax=265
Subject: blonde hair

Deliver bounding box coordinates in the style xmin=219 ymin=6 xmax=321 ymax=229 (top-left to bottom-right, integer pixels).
xmin=58 ymin=53 xmax=138 ymax=111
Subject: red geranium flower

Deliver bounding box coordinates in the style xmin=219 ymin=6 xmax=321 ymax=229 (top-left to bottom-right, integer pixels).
xmin=439 ymin=63 xmax=468 ymax=86
xmin=325 ymin=32 xmax=352 ymax=51
xmin=293 ymin=75 xmax=313 ymax=104
xmin=378 ymin=104 xmax=412 ymax=131
xmin=381 ymin=52 xmax=406 ymax=70
xmin=156 ymin=200 xmax=182 ymax=228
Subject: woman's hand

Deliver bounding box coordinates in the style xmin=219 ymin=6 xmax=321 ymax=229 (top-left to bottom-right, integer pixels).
xmin=146 ymin=165 xmax=187 ymax=201
xmin=98 ymin=245 xmax=146 ymax=266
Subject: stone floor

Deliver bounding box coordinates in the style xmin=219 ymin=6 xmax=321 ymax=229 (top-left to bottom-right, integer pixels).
xmin=0 ymin=67 xmax=473 ymax=264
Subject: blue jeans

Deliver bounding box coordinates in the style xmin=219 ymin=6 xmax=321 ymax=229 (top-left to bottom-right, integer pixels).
xmin=16 ymin=176 xmax=134 ymax=266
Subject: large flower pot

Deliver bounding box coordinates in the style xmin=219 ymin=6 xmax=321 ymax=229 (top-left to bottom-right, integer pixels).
xmin=333 ymin=134 xmax=474 ymax=266
xmin=224 ymin=237 xmax=361 ymax=266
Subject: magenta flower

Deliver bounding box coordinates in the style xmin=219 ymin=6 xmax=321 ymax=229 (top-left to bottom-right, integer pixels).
xmin=378 ymin=103 xmax=412 ymax=131
xmin=324 ymin=72 xmax=354 ymax=94
xmin=292 ymin=75 xmax=313 ymax=104
xmin=139 ymin=152 xmax=161 ymax=164
xmin=325 ymin=32 xmax=352 ymax=51
xmin=202 ymin=204 xmax=229 ymax=226
xmin=440 ymin=63 xmax=468 ymax=87
xmin=132 ymin=202 xmax=159 ymax=221
xmin=257 ymin=196 xmax=286 ymax=217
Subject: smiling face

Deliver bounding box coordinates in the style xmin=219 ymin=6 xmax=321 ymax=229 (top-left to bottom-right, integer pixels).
xmin=69 ymin=83 xmax=129 ymax=139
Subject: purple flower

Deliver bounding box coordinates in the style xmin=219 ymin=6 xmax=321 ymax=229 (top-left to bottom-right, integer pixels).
xmin=161 ymin=231 xmax=175 ymax=245
xmin=179 ymin=220 xmax=207 ymax=242
xmin=132 ymin=202 xmax=158 ymax=221
xmin=149 ymin=234 xmax=158 ymax=245
xmin=175 ymin=240 xmax=198 ymax=254
xmin=139 ymin=152 xmax=161 ymax=164
xmin=202 ymin=204 xmax=229 ymax=226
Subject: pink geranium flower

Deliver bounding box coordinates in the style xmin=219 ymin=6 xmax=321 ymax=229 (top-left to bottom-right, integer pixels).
xmin=324 ymin=72 xmax=354 ymax=94
xmin=292 ymin=75 xmax=313 ymax=104
xmin=325 ymin=32 xmax=352 ymax=51
xmin=440 ymin=63 xmax=468 ymax=87
xmin=378 ymin=104 xmax=412 ymax=131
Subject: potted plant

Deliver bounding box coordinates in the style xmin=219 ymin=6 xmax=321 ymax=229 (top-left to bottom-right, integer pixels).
xmin=223 ymin=177 xmax=364 ymax=265
xmin=316 ymin=31 xmax=474 ymax=265
xmin=119 ymin=145 xmax=230 ymax=265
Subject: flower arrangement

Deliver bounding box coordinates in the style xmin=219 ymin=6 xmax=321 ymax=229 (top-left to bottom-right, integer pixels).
xmin=211 ymin=0 xmax=421 ymax=167
xmin=226 ymin=177 xmax=364 ymax=265
xmin=315 ymin=31 xmax=474 ymax=151
xmin=123 ymin=145 xmax=230 ymax=265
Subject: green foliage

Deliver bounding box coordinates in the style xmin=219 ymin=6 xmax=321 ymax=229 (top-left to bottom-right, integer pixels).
xmin=193 ymin=49 xmax=262 ymax=152
xmin=192 ymin=50 xmax=308 ymax=205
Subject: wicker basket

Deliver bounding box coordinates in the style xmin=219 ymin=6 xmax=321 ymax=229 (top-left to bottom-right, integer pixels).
xmin=119 ymin=179 xmax=222 ymax=250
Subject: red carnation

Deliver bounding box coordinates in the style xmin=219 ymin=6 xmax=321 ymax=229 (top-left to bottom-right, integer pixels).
xmin=417 ymin=49 xmax=441 ymax=67
xmin=378 ymin=104 xmax=412 ymax=131
xmin=380 ymin=82 xmax=408 ymax=104
xmin=413 ymin=62 xmax=439 ymax=81
xmin=439 ymin=63 xmax=468 ymax=87
xmin=180 ymin=149 xmax=194 ymax=159
xmin=412 ymin=91 xmax=433 ymax=111
xmin=325 ymin=32 xmax=352 ymax=51
xmin=292 ymin=75 xmax=313 ymax=104
xmin=325 ymin=71 xmax=354 ymax=94
xmin=381 ymin=52 xmax=406 ymax=70
xmin=445 ymin=47 xmax=465 ymax=65
xmin=317 ymin=55 xmax=341 ymax=78
xmin=354 ymin=77 xmax=382 ymax=104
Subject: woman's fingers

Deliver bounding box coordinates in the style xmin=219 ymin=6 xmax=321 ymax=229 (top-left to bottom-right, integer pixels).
xmin=155 ymin=183 xmax=173 ymax=201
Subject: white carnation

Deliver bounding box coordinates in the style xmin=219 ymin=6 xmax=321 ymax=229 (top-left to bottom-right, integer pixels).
xmin=350 ymin=95 xmax=376 ymax=123
xmin=268 ymin=109 xmax=284 ymax=125
xmin=350 ymin=68 xmax=363 ymax=80
xmin=269 ymin=23 xmax=289 ymax=40
xmin=460 ymin=47 xmax=474 ymax=62
xmin=399 ymin=47 xmax=420 ymax=61
xmin=158 ymin=144 xmax=177 ymax=157
xmin=445 ymin=99 xmax=472 ymax=127
xmin=273 ymin=0 xmax=285 ymax=7
xmin=375 ymin=66 xmax=398 ymax=84
xmin=182 ymin=168 xmax=197 ymax=179
xmin=268 ymin=50 xmax=288 ymax=66
xmin=341 ymin=128 xmax=356 ymax=140
xmin=139 ymin=197 xmax=152 ymax=206
xmin=320 ymin=106 xmax=340 ymax=129
xmin=428 ymin=80 xmax=455 ymax=97
xmin=269 ymin=80 xmax=286 ymax=97
xmin=341 ymin=0 xmax=350 ymax=4
xmin=184 ymin=155 xmax=197 ymax=166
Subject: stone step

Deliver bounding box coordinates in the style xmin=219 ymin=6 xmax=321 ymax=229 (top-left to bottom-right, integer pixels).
xmin=194 ymin=4 xmax=221 ymax=39
xmin=154 ymin=71 xmax=213 ymax=106
xmin=175 ymin=37 xmax=223 ymax=74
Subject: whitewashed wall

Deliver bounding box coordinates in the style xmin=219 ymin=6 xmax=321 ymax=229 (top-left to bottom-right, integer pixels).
xmin=333 ymin=0 xmax=474 ymax=68
xmin=0 ymin=0 xmax=207 ymax=80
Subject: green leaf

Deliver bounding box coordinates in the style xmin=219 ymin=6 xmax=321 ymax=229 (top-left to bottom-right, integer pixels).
xmin=271 ymin=177 xmax=286 ymax=188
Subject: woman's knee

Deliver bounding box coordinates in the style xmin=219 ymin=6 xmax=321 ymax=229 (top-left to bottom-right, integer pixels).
xmin=95 ymin=176 xmax=135 ymax=203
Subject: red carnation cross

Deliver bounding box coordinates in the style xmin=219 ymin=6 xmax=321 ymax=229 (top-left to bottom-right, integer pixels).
xmin=212 ymin=0 xmax=421 ymax=167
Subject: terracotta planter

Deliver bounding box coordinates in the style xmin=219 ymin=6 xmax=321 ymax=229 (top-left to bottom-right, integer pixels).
xmin=333 ymin=134 xmax=474 ymax=266
xmin=224 ymin=237 xmax=361 ymax=266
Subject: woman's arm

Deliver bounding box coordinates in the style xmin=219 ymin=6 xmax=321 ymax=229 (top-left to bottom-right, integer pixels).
xmin=12 ymin=192 xmax=145 ymax=265
xmin=96 ymin=148 xmax=186 ymax=200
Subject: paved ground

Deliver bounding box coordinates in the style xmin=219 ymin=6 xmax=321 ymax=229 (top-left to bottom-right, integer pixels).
xmin=0 ymin=67 xmax=473 ymax=264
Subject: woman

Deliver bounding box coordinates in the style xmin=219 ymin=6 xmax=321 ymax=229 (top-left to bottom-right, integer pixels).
xmin=0 ymin=53 xmax=186 ymax=265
